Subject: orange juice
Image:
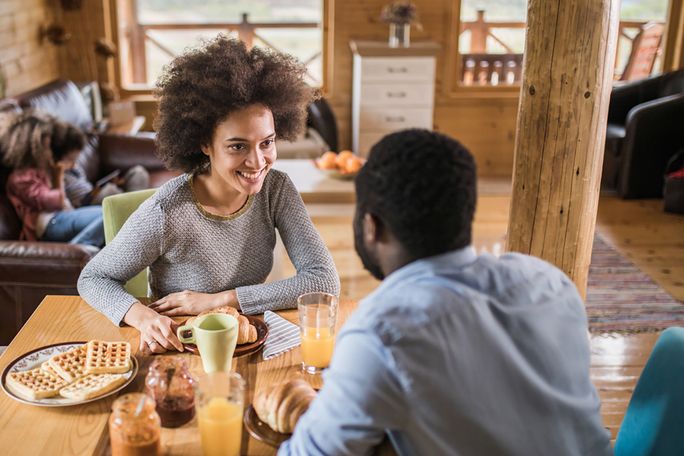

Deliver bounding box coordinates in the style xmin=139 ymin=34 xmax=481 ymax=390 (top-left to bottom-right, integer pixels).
xmin=197 ymin=397 xmax=242 ymax=456
xmin=301 ymin=327 xmax=335 ymax=368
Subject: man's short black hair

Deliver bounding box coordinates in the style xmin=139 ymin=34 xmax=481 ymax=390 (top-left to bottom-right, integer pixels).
xmin=355 ymin=129 xmax=477 ymax=259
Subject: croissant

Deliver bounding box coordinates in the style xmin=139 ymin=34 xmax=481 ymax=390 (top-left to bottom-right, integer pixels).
xmin=189 ymin=306 xmax=257 ymax=344
xmin=253 ymin=379 xmax=317 ymax=434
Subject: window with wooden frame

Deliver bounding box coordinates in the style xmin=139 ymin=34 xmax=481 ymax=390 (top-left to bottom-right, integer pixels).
xmin=447 ymin=0 xmax=671 ymax=95
xmin=111 ymin=0 xmax=330 ymax=95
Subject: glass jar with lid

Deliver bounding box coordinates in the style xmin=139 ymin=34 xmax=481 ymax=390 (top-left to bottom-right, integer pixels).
xmin=145 ymin=356 xmax=196 ymax=428
xmin=109 ymin=393 xmax=161 ymax=456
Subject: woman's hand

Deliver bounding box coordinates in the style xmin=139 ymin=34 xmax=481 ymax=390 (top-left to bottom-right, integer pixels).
xmin=148 ymin=290 xmax=237 ymax=317
xmin=123 ymin=302 xmax=184 ymax=354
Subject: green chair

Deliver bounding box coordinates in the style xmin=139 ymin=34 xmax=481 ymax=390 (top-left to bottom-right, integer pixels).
xmin=614 ymin=327 xmax=684 ymax=456
xmin=102 ymin=189 xmax=156 ymax=297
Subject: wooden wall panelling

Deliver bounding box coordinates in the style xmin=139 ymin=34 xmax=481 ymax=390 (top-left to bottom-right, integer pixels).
xmin=434 ymin=98 xmax=519 ymax=176
xmin=331 ymin=0 xmax=519 ymax=176
xmin=54 ymin=1 xmax=108 ymax=86
xmin=59 ymin=0 xmax=519 ymax=176
xmin=0 ymin=0 xmax=60 ymax=97
xmin=329 ymin=0 xmax=449 ymax=149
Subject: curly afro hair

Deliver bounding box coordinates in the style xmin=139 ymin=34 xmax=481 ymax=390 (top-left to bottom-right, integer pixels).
xmin=154 ymin=36 xmax=318 ymax=173
xmin=355 ymin=129 xmax=477 ymax=259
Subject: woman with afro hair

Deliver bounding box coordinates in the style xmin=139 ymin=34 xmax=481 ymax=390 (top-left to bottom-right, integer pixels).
xmin=78 ymin=37 xmax=340 ymax=353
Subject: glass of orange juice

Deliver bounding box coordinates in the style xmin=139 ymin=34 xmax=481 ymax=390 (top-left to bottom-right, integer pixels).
xmin=298 ymin=292 xmax=338 ymax=374
xmin=195 ymin=372 xmax=245 ymax=456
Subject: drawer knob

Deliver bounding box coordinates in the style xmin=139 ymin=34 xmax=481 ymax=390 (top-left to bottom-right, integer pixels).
xmin=387 ymin=67 xmax=408 ymax=73
xmin=386 ymin=91 xmax=407 ymax=98
xmin=385 ymin=116 xmax=406 ymax=122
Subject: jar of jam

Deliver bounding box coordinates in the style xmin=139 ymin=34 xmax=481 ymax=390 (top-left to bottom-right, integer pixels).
xmin=109 ymin=393 xmax=161 ymax=456
xmin=145 ymin=356 xmax=196 ymax=428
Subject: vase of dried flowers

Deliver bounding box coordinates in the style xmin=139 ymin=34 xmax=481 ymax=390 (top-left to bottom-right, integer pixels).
xmin=381 ymin=2 xmax=419 ymax=48
xmin=388 ymin=23 xmax=411 ymax=48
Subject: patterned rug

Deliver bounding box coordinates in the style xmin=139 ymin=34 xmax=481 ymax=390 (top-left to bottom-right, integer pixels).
xmin=587 ymin=235 xmax=684 ymax=333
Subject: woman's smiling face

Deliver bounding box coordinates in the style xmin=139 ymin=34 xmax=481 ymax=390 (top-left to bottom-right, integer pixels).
xmin=202 ymin=104 xmax=277 ymax=196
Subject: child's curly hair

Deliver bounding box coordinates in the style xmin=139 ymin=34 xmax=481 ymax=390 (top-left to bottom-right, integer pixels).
xmin=0 ymin=109 xmax=85 ymax=169
xmin=154 ymin=36 xmax=318 ymax=173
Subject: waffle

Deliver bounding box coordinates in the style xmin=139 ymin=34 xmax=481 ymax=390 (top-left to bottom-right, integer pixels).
xmin=48 ymin=345 xmax=87 ymax=382
xmin=85 ymin=340 xmax=131 ymax=374
xmin=40 ymin=361 xmax=60 ymax=378
xmin=6 ymin=368 xmax=67 ymax=400
xmin=59 ymin=373 xmax=127 ymax=400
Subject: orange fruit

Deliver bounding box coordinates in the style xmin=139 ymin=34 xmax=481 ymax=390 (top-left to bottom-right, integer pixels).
xmin=344 ymin=156 xmax=363 ymax=174
xmin=335 ymin=151 xmax=354 ymax=169
xmin=318 ymin=151 xmax=338 ymax=170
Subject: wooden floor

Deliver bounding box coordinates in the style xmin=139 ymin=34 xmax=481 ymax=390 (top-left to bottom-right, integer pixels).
xmin=300 ymin=193 xmax=684 ymax=441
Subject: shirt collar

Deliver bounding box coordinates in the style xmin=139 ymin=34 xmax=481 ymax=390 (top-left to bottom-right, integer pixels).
xmin=372 ymin=245 xmax=478 ymax=296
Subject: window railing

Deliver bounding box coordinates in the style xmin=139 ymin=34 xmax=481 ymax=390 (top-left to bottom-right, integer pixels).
xmin=118 ymin=0 xmax=321 ymax=87
xmin=457 ymin=10 xmax=664 ymax=86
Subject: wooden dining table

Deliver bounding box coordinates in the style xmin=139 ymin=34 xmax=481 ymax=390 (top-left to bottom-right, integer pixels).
xmin=0 ymin=295 xmax=358 ymax=455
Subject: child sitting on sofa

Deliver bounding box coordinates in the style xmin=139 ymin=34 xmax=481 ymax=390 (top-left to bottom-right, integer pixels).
xmin=0 ymin=109 xmax=104 ymax=247
xmin=51 ymin=122 xmax=150 ymax=207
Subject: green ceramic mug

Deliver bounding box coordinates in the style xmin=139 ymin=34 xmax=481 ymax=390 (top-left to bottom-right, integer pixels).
xmin=177 ymin=314 xmax=238 ymax=373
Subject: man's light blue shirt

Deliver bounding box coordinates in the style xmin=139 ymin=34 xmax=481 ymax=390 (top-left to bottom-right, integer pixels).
xmin=280 ymin=247 xmax=612 ymax=456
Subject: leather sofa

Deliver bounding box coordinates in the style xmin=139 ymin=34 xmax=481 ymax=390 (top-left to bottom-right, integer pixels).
xmin=604 ymin=69 xmax=684 ymax=198
xmin=0 ymin=80 xmax=171 ymax=344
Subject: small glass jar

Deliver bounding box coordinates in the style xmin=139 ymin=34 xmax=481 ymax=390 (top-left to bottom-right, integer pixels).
xmin=145 ymin=356 xmax=196 ymax=428
xmin=109 ymin=393 xmax=161 ymax=456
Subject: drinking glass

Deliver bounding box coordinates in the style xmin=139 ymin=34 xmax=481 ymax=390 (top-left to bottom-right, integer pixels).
xmin=195 ymin=371 xmax=245 ymax=456
xmin=298 ymin=292 xmax=338 ymax=374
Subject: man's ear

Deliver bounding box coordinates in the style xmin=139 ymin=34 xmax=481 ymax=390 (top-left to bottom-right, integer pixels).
xmin=364 ymin=212 xmax=385 ymax=244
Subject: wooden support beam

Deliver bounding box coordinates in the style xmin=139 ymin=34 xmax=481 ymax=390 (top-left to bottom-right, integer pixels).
xmin=663 ymin=0 xmax=684 ymax=71
xmin=506 ymin=0 xmax=620 ymax=298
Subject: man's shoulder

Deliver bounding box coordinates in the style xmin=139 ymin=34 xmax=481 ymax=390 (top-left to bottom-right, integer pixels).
xmin=345 ymin=283 xmax=441 ymax=344
xmin=493 ymin=252 xmax=577 ymax=294
xmin=346 ymin=252 xmax=580 ymax=341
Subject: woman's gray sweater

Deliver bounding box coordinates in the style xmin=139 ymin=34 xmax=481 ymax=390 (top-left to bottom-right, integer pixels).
xmin=77 ymin=170 xmax=340 ymax=325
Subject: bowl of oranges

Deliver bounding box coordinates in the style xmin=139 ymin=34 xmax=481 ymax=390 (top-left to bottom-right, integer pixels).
xmin=314 ymin=151 xmax=365 ymax=180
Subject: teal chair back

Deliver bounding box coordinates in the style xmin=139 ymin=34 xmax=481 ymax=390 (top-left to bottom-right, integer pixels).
xmin=614 ymin=327 xmax=684 ymax=456
xmin=102 ymin=189 xmax=156 ymax=298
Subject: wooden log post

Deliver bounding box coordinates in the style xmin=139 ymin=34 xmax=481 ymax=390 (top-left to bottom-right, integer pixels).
xmin=506 ymin=0 xmax=620 ymax=297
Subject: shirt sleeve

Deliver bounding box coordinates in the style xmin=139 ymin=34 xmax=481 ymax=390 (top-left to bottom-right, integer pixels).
xmin=279 ymin=328 xmax=406 ymax=456
xmin=9 ymin=170 xmax=63 ymax=212
xmin=77 ymin=197 xmax=164 ymax=325
xmin=235 ymin=173 xmax=340 ymax=314
xmin=64 ymin=167 xmax=94 ymax=207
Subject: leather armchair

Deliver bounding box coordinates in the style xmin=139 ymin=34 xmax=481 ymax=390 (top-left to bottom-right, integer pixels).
xmin=307 ymin=98 xmax=338 ymax=152
xmin=0 ymin=80 xmax=170 ymax=344
xmin=604 ymin=69 xmax=684 ymax=198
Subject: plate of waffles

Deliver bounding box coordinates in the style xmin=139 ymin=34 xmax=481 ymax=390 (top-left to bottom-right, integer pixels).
xmin=1 ymin=340 xmax=138 ymax=407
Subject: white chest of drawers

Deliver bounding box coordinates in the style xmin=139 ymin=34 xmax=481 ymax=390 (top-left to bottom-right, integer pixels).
xmin=350 ymin=41 xmax=440 ymax=156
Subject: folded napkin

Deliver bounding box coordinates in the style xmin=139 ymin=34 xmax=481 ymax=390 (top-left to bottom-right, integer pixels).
xmin=262 ymin=311 xmax=301 ymax=360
